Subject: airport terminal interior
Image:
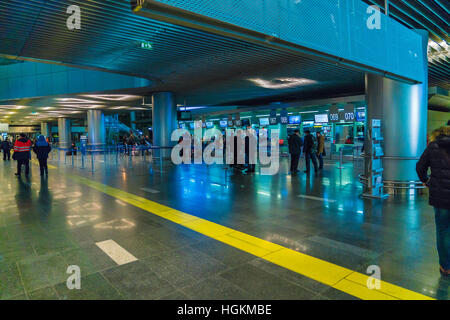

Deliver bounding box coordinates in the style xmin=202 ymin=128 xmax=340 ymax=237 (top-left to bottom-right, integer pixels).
xmin=0 ymin=0 xmax=449 ymax=302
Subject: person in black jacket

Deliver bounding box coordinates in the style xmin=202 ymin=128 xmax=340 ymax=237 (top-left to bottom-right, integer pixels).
xmin=303 ymin=130 xmax=318 ymax=174
xmin=416 ymin=125 xmax=450 ymax=276
xmin=288 ymin=129 xmax=303 ymax=176
xmin=1 ymin=138 xmax=11 ymax=161
xmin=33 ymin=135 xmax=52 ymax=176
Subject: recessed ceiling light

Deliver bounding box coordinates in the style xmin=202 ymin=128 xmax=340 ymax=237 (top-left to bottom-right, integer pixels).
xmin=82 ymin=94 xmax=141 ymax=101
xmin=249 ymin=77 xmax=317 ymax=89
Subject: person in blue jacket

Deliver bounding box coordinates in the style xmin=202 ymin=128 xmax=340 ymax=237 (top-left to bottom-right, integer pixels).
xmin=33 ymin=135 xmax=52 ymax=176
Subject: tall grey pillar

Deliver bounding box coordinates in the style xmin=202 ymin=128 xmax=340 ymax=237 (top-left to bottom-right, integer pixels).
xmin=152 ymin=92 xmax=177 ymax=158
xmin=365 ymin=30 xmax=428 ymax=184
xmin=130 ymin=111 xmax=136 ymax=131
xmin=87 ymin=110 xmax=106 ymax=151
xmin=40 ymin=122 xmax=50 ymax=138
xmin=58 ymin=118 xmax=71 ymax=149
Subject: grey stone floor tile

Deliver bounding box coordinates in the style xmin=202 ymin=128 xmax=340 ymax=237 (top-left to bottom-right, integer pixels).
xmin=181 ymin=276 xmax=255 ymax=300
xmin=55 ymin=273 xmax=123 ymax=300
xmin=220 ymin=264 xmax=317 ymax=300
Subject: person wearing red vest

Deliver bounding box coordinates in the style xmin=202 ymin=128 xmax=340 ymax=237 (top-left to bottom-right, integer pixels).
xmin=13 ymin=133 xmax=32 ymax=177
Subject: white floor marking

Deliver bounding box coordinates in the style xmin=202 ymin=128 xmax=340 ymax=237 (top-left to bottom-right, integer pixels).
xmin=140 ymin=187 xmax=160 ymax=194
xmin=297 ymin=195 xmax=336 ymax=203
xmin=95 ymin=240 xmax=138 ymax=265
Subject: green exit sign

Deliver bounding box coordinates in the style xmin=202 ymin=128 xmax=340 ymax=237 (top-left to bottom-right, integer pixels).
xmin=140 ymin=41 xmax=153 ymax=50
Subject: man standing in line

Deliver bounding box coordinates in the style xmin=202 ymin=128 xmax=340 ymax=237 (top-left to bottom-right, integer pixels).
xmin=316 ymin=131 xmax=325 ymax=170
xmin=303 ymin=130 xmax=318 ymax=174
xmin=1 ymin=137 xmax=11 ymax=161
xmin=288 ymin=129 xmax=303 ymax=176
xmin=13 ymin=133 xmax=32 ymax=177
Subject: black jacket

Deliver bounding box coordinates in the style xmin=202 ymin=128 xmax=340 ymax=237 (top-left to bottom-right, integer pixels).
xmin=1 ymin=140 xmax=11 ymax=151
xmin=303 ymin=134 xmax=314 ymax=154
xmin=33 ymin=144 xmax=52 ymax=160
xmin=416 ymin=130 xmax=450 ymax=209
xmin=288 ymin=134 xmax=303 ymax=155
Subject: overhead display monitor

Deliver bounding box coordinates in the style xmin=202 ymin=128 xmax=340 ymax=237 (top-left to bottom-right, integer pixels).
xmin=206 ymin=121 xmax=214 ymax=128
xmin=315 ymin=114 xmax=329 ymax=123
xmin=234 ymin=119 xmax=242 ymax=127
xmin=179 ymin=123 xmax=186 ymax=129
xmin=179 ymin=111 xmax=192 ymax=120
xmin=189 ymin=122 xmax=195 ymax=130
xmin=219 ymin=120 xmax=228 ymax=128
xmin=241 ymin=119 xmax=250 ymax=127
xmin=356 ymin=111 xmax=366 ymax=122
xmin=259 ymin=118 xmax=270 ymax=126
xmin=288 ymin=115 xmax=301 ymax=124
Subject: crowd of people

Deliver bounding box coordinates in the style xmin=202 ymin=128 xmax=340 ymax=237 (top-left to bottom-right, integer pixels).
xmin=0 ymin=133 xmax=52 ymax=178
xmin=118 ymin=133 xmax=152 ymax=155
xmin=288 ymin=130 xmax=325 ymax=176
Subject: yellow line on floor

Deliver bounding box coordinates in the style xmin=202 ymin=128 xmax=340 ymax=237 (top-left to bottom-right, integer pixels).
xmin=66 ymin=173 xmax=433 ymax=300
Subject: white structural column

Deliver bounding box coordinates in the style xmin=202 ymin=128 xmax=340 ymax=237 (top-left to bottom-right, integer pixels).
xmin=40 ymin=122 xmax=50 ymax=138
xmin=57 ymin=117 xmax=71 ymax=149
xmin=152 ymin=92 xmax=177 ymax=158
xmin=364 ymin=30 xmax=428 ymax=183
xmin=87 ymin=109 xmax=106 ymax=151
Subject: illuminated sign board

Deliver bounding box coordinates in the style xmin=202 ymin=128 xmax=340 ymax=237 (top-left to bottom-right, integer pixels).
xmin=328 ymin=105 xmax=339 ymax=123
xmin=344 ymin=104 xmax=355 ymax=122
xmin=269 ymin=109 xmax=278 ymax=125
xmin=356 ymin=111 xmax=366 ymax=122
xmin=0 ymin=123 xmax=9 ymax=132
xmin=280 ymin=109 xmax=288 ymax=124
xmin=314 ymin=114 xmax=328 ymax=123
xmin=140 ymin=41 xmax=153 ymax=50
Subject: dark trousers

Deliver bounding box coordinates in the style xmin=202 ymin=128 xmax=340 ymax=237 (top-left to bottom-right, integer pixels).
xmin=305 ymin=152 xmax=318 ymax=173
xmin=435 ymin=207 xmax=450 ymax=270
xmin=317 ymin=152 xmax=324 ymax=168
xmin=38 ymin=158 xmax=48 ymax=175
xmin=3 ymin=150 xmax=10 ymax=160
xmin=17 ymin=159 xmax=30 ymax=176
xmin=290 ymin=154 xmax=300 ymax=173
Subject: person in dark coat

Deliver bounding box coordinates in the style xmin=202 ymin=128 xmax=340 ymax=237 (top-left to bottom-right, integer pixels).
xmin=416 ymin=125 xmax=450 ymax=276
xmin=1 ymin=138 xmax=11 ymax=161
xmin=303 ymin=130 xmax=318 ymax=174
xmin=288 ymin=129 xmax=303 ymax=176
xmin=13 ymin=133 xmax=32 ymax=177
xmin=33 ymin=135 xmax=51 ymax=176
xmin=244 ymin=127 xmax=256 ymax=174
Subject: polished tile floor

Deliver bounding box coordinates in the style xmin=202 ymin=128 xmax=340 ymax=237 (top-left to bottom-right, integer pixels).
xmin=0 ymin=154 xmax=448 ymax=300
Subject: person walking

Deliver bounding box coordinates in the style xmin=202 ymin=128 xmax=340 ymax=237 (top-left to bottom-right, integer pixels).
xmin=416 ymin=125 xmax=450 ymax=276
xmin=316 ymin=131 xmax=325 ymax=170
xmin=303 ymin=130 xmax=318 ymax=174
xmin=13 ymin=133 xmax=32 ymax=177
xmin=33 ymin=135 xmax=52 ymax=176
xmin=288 ymin=129 xmax=303 ymax=176
xmin=1 ymin=137 xmax=11 ymax=161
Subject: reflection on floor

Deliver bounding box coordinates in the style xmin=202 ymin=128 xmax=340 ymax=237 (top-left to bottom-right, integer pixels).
xmin=0 ymin=156 xmax=448 ymax=300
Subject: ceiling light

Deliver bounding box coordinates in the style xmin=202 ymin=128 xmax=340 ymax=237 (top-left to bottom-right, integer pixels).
xmin=82 ymin=95 xmax=141 ymax=101
xmin=249 ymin=77 xmax=317 ymax=89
